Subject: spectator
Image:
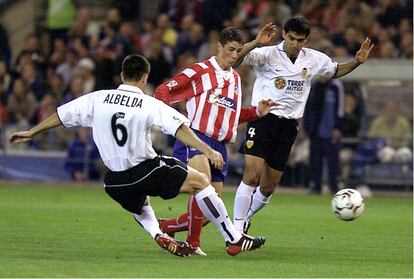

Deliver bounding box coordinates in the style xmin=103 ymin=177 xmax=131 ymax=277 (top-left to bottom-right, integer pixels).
xmin=339 ymin=0 xmax=374 ymax=34
xmin=333 ymin=26 xmax=365 ymax=56
xmin=56 ymin=48 xmax=79 ymax=86
xmin=379 ymin=40 xmax=397 ymax=58
xmin=75 ymin=58 xmax=96 ymax=93
xmin=60 ymin=75 xmax=85 ymax=105
xmin=19 ymin=34 xmax=46 ymax=71
xmin=174 ymin=23 xmax=204 ymax=58
xmin=367 ymin=101 xmax=412 ymax=148
xmin=0 ymin=23 xmax=11 ymax=68
xmin=48 ymin=38 xmax=67 ymax=67
xmin=64 ymin=127 xmax=102 ymax=181
xmin=21 ymin=63 xmax=45 ymax=101
xmin=46 ymin=0 xmax=76 ymax=44
xmin=197 ymin=30 xmax=219 ymax=61
xmin=304 ymin=77 xmax=345 ymax=194
xmin=68 ymin=7 xmax=100 ymax=41
xmin=156 ymin=13 xmax=178 ymax=48
xmin=0 ymin=59 xmax=11 ymax=124
xmin=146 ymin=42 xmax=171 ymax=87
xmin=7 ymin=79 xmax=38 ymax=126
xmin=321 ymin=0 xmax=343 ymax=36
xmin=46 ymin=71 xmax=65 ymax=100
xmin=300 ymin=0 xmax=326 ymax=25
xmin=376 ymin=0 xmax=405 ymax=29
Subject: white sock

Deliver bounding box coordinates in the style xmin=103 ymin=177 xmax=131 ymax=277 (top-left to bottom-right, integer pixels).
xmin=233 ymin=181 xmax=255 ymax=232
xmin=133 ymin=205 xmax=164 ymax=239
xmin=246 ymin=186 xmax=272 ymax=220
xmin=195 ymin=185 xmax=242 ymax=243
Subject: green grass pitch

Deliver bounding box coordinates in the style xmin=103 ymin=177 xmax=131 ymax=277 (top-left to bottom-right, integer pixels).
xmin=0 ymin=183 xmax=412 ymax=278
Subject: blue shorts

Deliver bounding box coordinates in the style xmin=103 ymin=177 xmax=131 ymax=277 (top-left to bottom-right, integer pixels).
xmin=173 ymin=130 xmax=228 ymax=182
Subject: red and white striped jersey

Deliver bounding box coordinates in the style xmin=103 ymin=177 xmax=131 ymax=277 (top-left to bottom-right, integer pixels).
xmin=155 ymin=56 xmax=257 ymax=143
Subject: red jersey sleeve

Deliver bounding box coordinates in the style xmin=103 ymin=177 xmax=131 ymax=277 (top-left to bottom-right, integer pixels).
xmin=239 ymin=106 xmax=258 ymax=124
xmin=154 ymin=65 xmax=201 ymax=105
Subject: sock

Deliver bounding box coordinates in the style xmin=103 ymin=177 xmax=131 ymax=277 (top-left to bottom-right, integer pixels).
xmin=159 ymin=213 xmax=189 ymax=235
xmin=246 ymin=186 xmax=272 ymax=220
xmin=186 ymin=195 xmax=204 ymax=247
xmin=233 ymin=181 xmax=255 ymax=232
xmin=195 ymin=185 xmax=241 ymax=243
xmin=133 ymin=205 xmax=163 ymax=239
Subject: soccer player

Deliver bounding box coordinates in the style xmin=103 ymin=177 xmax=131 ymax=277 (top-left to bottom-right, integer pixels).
xmin=154 ymin=25 xmax=277 ymax=256
xmin=8 ymin=54 xmax=266 ymax=257
xmin=232 ymin=17 xmax=374 ymax=233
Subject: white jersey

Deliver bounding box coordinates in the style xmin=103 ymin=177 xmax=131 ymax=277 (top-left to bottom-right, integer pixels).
xmin=57 ymin=84 xmax=190 ymax=171
xmin=244 ymin=41 xmax=338 ymax=119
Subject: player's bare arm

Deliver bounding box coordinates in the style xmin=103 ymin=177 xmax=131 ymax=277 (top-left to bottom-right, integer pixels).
xmin=175 ymin=124 xmax=224 ymax=169
xmin=235 ymin=23 xmax=278 ymax=65
xmin=8 ymin=113 xmax=62 ymax=144
xmin=333 ymin=37 xmax=374 ymax=79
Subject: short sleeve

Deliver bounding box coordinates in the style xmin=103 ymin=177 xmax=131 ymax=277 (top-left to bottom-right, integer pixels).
xmin=314 ymin=51 xmax=338 ymax=78
xmin=243 ymin=47 xmax=271 ymax=67
xmin=57 ymin=93 xmax=94 ymax=127
xmin=150 ymin=99 xmax=190 ymax=136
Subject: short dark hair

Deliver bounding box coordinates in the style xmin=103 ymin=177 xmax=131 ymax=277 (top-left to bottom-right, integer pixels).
xmin=284 ymin=17 xmax=311 ymax=37
xmin=121 ymin=54 xmax=151 ymax=81
xmin=219 ymin=27 xmax=244 ymax=45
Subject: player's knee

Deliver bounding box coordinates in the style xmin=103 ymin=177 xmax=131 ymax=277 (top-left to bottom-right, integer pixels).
xmin=243 ymin=169 xmax=261 ymax=185
xmin=260 ymin=181 xmax=278 ymax=195
xmin=192 ymin=172 xmax=210 ymax=193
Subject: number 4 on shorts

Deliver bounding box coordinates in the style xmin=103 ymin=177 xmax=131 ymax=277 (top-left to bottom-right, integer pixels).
xmin=248 ymin=127 xmax=256 ymax=138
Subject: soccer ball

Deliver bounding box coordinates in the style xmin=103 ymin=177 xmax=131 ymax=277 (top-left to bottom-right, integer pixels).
xmin=331 ymin=188 xmax=365 ymax=221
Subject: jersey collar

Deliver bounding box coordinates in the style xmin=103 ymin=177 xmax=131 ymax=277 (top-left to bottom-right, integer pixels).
xmin=117 ymin=84 xmax=144 ymax=94
xmin=209 ymin=56 xmax=233 ymax=74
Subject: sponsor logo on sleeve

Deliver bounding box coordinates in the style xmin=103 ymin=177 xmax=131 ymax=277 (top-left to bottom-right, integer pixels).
xmin=166 ymin=80 xmax=178 ymax=88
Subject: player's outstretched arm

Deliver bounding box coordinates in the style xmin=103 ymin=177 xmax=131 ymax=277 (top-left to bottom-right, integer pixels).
xmin=8 ymin=113 xmax=62 ymax=144
xmin=175 ymin=124 xmax=224 ymax=169
xmin=235 ymin=23 xmax=277 ymax=65
xmin=333 ymin=37 xmax=374 ymax=79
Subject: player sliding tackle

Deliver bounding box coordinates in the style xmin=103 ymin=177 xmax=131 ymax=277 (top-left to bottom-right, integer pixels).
xmin=8 ymin=54 xmax=265 ymax=257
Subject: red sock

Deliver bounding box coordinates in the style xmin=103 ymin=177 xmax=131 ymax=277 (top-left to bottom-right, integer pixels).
xmin=186 ymin=195 xmax=205 ymax=247
xmin=159 ymin=213 xmax=189 ymax=234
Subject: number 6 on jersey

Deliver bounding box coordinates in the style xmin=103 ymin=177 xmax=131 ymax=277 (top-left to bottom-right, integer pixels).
xmin=112 ymin=112 xmax=128 ymax=146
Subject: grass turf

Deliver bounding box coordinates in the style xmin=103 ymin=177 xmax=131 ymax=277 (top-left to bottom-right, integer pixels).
xmin=0 ymin=183 xmax=412 ymax=278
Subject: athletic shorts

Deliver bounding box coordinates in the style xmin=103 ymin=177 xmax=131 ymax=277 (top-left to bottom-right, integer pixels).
xmin=173 ymin=130 xmax=228 ymax=182
xmin=104 ymin=156 xmax=188 ymax=214
xmin=239 ymin=114 xmax=299 ymax=171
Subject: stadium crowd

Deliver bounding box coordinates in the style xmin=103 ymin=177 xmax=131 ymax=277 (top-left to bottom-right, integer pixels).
xmin=0 ymin=0 xmax=412 ymax=182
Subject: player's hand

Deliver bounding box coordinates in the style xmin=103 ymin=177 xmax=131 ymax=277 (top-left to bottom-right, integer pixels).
xmin=255 ymin=23 xmax=278 ymax=46
xmin=206 ymin=149 xmax=224 ymax=170
xmin=257 ymin=99 xmax=278 ymax=117
xmin=356 ymin=37 xmax=374 ymax=63
xmin=8 ymin=130 xmax=34 ymax=144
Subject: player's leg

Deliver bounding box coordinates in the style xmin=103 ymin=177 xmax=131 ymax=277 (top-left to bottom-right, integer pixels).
xmin=185 ymin=154 xmax=213 ymax=255
xmin=244 ymin=117 xmax=299 ymax=232
xmin=245 ymin=162 xmax=283 ymax=220
xmin=233 ymin=154 xmax=264 ymax=232
xmin=104 ymin=184 xmax=194 ymax=257
xmin=180 ymin=167 xmax=266 ymax=255
xmin=158 ymin=140 xmax=191 ymax=235
xmin=234 ymin=118 xmax=266 ymax=232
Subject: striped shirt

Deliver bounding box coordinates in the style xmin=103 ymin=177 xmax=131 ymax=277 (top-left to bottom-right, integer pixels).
xmin=155 ymin=56 xmax=257 ymax=143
